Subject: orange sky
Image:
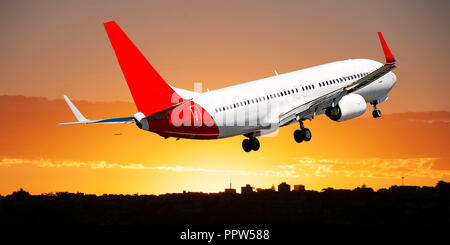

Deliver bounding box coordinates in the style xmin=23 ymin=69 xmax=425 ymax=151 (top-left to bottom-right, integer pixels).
xmin=1 ymin=0 xmax=449 ymax=195
xmin=0 ymin=96 xmax=449 ymax=195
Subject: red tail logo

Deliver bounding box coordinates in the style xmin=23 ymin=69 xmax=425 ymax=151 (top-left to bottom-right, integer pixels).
xmin=104 ymin=21 xmax=182 ymax=116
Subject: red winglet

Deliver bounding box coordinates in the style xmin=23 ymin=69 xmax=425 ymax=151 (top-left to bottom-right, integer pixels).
xmin=104 ymin=21 xmax=182 ymax=116
xmin=377 ymin=32 xmax=395 ymax=65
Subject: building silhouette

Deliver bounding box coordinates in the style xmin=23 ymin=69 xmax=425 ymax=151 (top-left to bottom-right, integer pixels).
xmin=224 ymin=180 xmax=236 ymax=194
xmin=256 ymin=187 xmax=276 ymax=194
xmin=1 ymin=181 xmax=449 ymax=225
xmin=293 ymin=185 xmax=305 ymax=192
xmin=241 ymin=184 xmax=254 ymax=195
xmin=278 ymin=182 xmax=291 ymax=193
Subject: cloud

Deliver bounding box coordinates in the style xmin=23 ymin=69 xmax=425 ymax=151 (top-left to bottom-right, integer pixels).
xmin=0 ymin=158 xmax=296 ymax=178
xmin=284 ymin=157 xmax=449 ymax=179
xmin=1 ymin=157 xmax=448 ymax=180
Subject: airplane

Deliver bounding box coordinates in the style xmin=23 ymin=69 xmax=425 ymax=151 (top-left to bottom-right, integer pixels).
xmin=59 ymin=21 xmax=397 ymax=152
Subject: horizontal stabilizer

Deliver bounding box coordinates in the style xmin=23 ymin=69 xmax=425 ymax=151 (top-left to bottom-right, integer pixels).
xmin=64 ymin=95 xmax=88 ymax=121
xmin=58 ymin=95 xmax=192 ymax=126
xmin=58 ymin=95 xmax=134 ymax=125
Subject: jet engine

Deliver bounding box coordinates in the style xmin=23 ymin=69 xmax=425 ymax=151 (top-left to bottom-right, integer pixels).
xmin=325 ymin=94 xmax=366 ymax=122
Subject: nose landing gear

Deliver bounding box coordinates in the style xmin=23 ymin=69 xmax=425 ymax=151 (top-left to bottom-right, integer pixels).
xmin=371 ymin=102 xmax=382 ymax=118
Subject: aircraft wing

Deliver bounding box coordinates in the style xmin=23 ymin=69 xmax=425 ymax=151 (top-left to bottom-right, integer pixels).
xmin=279 ymin=32 xmax=396 ymax=126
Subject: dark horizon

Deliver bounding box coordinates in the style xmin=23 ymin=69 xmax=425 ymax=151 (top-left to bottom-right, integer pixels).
xmin=3 ymin=180 xmax=449 ymax=197
xmin=2 ymin=181 xmax=449 ymax=225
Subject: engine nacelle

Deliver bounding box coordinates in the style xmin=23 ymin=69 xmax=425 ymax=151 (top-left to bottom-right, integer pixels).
xmin=134 ymin=112 xmax=149 ymax=130
xmin=325 ymin=94 xmax=366 ymax=122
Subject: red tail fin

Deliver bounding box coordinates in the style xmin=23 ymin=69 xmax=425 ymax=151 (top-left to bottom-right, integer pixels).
xmin=104 ymin=21 xmax=182 ymax=116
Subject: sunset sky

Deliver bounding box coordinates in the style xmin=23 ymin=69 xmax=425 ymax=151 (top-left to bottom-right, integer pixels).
xmin=1 ymin=0 xmax=449 ymax=195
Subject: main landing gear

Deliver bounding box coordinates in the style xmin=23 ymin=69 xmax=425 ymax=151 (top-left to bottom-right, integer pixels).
xmin=371 ymin=103 xmax=382 ymax=118
xmin=294 ymin=121 xmax=312 ymax=143
xmin=242 ymin=137 xmax=260 ymax=152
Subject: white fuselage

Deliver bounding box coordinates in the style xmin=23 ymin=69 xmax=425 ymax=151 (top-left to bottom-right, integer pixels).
xmin=175 ymin=58 xmax=397 ymax=139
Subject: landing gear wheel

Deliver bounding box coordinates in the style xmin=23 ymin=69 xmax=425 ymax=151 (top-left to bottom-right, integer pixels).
xmin=242 ymin=139 xmax=252 ymax=152
xmin=294 ymin=130 xmax=303 ymax=143
xmin=294 ymin=128 xmax=312 ymax=143
xmin=250 ymin=137 xmax=260 ymax=151
xmin=372 ymin=109 xmax=381 ymax=118
xmin=302 ymin=128 xmax=312 ymax=142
